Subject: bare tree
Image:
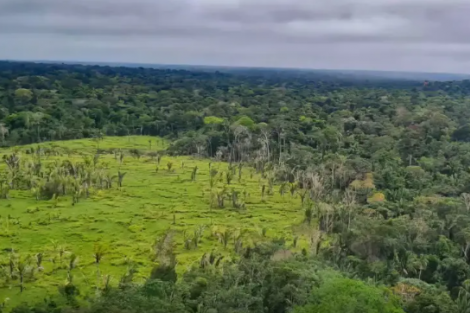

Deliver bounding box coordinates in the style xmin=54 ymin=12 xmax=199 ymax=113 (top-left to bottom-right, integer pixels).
xmin=343 ymin=188 xmax=357 ymax=230
xmin=462 ymin=193 xmax=470 ymax=212
xmin=259 ymin=123 xmax=271 ymax=162
xmin=118 ymin=171 xmax=127 ymax=188
xmin=309 ymin=173 xmax=325 ymax=202
xmin=0 ymin=123 xmax=8 ymax=145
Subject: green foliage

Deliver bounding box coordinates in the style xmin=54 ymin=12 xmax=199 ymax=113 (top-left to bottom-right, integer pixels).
xmin=14 ymin=89 xmax=33 ymax=103
xmin=405 ymin=288 xmax=458 ymax=313
xmin=3 ymin=61 xmax=470 ymax=313
xmin=234 ymin=115 xmax=255 ymax=130
xmin=8 ymin=247 xmax=408 ymax=313
xmin=203 ymin=116 xmax=224 ymax=126
xmin=293 ymin=276 xmax=404 ymax=313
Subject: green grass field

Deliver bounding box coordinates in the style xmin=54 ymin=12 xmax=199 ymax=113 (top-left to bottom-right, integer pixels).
xmin=0 ymin=136 xmax=309 ymax=308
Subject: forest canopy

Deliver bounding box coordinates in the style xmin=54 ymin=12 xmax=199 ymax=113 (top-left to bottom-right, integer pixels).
xmin=3 ymin=61 xmax=470 ymax=312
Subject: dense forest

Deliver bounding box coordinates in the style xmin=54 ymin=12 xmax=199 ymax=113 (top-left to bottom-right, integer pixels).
xmin=3 ymin=60 xmax=470 ymax=312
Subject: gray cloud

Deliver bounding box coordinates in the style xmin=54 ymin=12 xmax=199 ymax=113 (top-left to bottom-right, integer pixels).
xmin=1 ymin=0 xmax=470 ymax=73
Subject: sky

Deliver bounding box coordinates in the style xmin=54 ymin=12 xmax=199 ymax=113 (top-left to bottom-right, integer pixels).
xmin=1 ymin=0 xmax=470 ymax=73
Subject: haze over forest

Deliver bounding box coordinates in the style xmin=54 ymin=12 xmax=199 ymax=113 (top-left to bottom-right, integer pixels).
xmin=18 ymin=59 xmax=470 ymax=82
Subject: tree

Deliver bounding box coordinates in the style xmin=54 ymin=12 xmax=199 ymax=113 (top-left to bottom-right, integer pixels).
xmin=406 ymin=288 xmax=458 ymax=313
xmin=203 ymin=116 xmax=224 ymax=126
xmin=14 ymin=88 xmax=33 ymax=104
xmin=235 ymin=116 xmax=255 ymax=130
xmin=30 ymin=112 xmax=44 ymax=142
xmin=293 ymin=276 xmax=404 ymax=313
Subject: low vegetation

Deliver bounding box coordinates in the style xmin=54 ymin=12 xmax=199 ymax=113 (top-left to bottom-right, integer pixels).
xmin=0 ymin=136 xmax=314 ymax=308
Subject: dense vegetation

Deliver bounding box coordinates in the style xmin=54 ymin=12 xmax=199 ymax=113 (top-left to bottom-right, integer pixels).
xmin=3 ymin=60 xmax=470 ymax=312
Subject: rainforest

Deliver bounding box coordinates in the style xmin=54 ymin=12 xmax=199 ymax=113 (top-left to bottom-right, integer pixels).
xmin=2 ymin=61 xmax=470 ymax=312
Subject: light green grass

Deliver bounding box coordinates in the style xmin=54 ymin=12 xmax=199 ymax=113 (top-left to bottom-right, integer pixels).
xmin=0 ymin=136 xmax=309 ymax=308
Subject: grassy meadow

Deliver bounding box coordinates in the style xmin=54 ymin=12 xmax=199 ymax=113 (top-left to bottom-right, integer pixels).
xmin=0 ymin=136 xmax=310 ymax=307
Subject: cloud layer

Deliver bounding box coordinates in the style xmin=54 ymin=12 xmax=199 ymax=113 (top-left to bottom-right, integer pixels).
xmin=1 ymin=0 xmax=470 ymax=73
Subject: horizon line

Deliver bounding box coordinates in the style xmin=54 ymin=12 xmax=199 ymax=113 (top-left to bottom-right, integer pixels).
xmin=2 ymin=58 xmax=470 ymax=78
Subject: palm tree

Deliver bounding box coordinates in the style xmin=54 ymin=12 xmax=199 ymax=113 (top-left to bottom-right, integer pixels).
xmin=8 ymin=253 xmax=16 ymax=279
xmin=417 ymin=255 xmax=428 ymax=280
xmin=17 ymin=260 xmax=29 ymax=293
xmin=119 ymin=152 xmax=124 ymax=166
xmin=93 ymin=244 xmax=107 ymax=265
xmin=167 ymin=161 xmax=173 ymax=171
xmin=225 ymin=171 xmax=233 ymax=184
xmin=36 ymin=252 xmax=44 ymax=269
xmin=199 ymin=252 xmax=224 ymax=269
xmin=218 ymin=229 xmax=233 ymax=248
xmin=191 ymin=166 xmax=198 ymax=181
xmin=4 ymin=153 xmax=20 ymax=172
xmin=104 ymin=173 xmax=117 ymax=189
xmin=192 ymin=225 xmax=206 ymax=248
xmin=118 ymin=171 xmax=127 ymax=188
xmin=216 ymin=187 xmax=227 ymax=208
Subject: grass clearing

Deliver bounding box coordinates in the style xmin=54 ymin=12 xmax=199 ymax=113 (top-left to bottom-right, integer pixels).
xmin=0 ymin=136 xmax=309 ymax=307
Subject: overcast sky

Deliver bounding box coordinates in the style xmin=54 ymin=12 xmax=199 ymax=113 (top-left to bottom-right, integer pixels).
xmin=1 ymin=0 xmax=470 ymax=73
